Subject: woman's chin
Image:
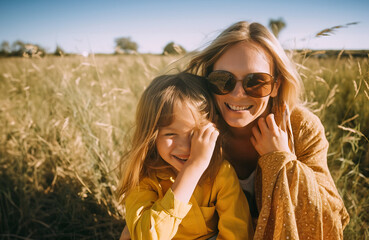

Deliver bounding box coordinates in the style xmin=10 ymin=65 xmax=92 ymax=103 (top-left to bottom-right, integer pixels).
xmin=224 ymin=118 xmax=252 ymax=128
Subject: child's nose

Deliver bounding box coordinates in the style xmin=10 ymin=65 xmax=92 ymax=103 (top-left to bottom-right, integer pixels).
xmin=176 ymin=136 xmax=191 ymax=153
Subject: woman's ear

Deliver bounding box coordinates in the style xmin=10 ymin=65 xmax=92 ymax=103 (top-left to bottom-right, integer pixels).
xmin=270 ymin=77 xmax=281 ymax=97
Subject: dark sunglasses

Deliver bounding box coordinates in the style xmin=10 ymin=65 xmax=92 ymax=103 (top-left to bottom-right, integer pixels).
xmin=206 ymin=70 xmax=277 ymax=98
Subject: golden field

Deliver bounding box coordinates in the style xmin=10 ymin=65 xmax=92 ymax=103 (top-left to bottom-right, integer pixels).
xmin=0 ymin=52 xmax=368 ymax=239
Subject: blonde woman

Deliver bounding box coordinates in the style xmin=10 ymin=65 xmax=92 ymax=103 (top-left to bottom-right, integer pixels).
xmin=117 ymin=72 xmax=253 ymax=239
xmin=184 ymin=21 xmax=349 ymax=239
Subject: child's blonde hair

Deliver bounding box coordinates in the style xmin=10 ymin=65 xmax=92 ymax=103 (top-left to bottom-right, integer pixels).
xmin=117 ymin=72 xmax=223 ymax=203
xmin=185 ymin=21 xmax=303 ymax=111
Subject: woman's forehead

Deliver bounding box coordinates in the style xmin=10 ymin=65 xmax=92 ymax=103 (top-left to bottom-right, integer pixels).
xmin=214 ymin=41 xmax=274 ymax=75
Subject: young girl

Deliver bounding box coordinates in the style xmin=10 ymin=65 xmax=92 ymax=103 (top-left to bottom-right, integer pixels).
xmin=117 ymin=72 xmax=253 ymax=239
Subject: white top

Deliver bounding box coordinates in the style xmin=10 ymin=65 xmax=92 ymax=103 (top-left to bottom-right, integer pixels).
xmin=238 ymin=170 xmax=255 ymax=197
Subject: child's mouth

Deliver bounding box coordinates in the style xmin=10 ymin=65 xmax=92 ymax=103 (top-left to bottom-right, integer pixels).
xmin=173 ymin=155 xmax=188 ymax=162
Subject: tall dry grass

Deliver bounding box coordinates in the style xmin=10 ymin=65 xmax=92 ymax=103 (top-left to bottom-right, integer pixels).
xmin=0 ymin=54 xmax=177 ymax=239
xmin=295 ymin=51 xmax=369 ymax=238
xmin=0 ymin=52 xmax=368 ymax=239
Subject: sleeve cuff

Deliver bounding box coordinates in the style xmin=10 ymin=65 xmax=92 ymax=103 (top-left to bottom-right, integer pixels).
xmin=159 ymin=188 xmax=192 ymax=219
xmin=258 ymin=151 xmax=296 ymax=173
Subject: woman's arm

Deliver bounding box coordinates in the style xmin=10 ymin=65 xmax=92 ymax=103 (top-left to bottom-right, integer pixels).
xmin=251 ymin=107 xmax=349 ymax=240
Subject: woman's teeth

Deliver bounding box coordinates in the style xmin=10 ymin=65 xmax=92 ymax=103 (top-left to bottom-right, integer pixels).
xmin=226 ymin=103 xmax=252 ymax=111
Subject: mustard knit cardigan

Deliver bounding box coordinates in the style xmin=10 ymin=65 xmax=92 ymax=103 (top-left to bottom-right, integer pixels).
xmin=253 ymin=106 xmax=349 ymax=239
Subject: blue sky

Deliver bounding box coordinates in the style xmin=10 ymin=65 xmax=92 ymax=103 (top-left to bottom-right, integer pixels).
xmin=1 ymin=0 xmax=368 ymax=54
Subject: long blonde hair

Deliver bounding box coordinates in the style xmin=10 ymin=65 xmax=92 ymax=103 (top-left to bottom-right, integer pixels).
xmin=117 ymin=72 xmax=223 ymax=203
xmin=185 ymin=21 xmax=303 ymax=112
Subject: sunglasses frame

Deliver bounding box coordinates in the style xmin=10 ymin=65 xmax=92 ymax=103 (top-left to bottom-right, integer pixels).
xmin=206 ymin=70 xmax=277 ymax=98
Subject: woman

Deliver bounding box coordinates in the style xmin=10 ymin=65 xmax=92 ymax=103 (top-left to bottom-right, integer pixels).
xmin=185 ymin=21 xmax=349 ymax=239
xmin=120 ymin=21 xmax=349 ymax=240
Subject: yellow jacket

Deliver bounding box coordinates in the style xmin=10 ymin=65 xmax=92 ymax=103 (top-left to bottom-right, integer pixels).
xmin=253 ymin=106 xmax=350 ymax=240
xmin=125 ymin=160 xmax=254 ymax=240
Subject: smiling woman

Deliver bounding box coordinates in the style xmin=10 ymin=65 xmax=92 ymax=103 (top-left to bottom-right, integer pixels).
xmin=211 ymin=41 xmax=278 ymax=129
xmin=185 ymin=21 xmax=350 ymax=239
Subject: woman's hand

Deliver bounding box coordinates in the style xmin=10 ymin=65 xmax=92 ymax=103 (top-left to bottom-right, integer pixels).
xmin=186 ymin=122 xmax=219 ymax=172
xmin=250 ymin=113 xmax=291 ymax=156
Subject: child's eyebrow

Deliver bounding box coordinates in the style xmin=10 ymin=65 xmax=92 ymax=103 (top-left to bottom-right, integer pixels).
xmin=161 ymin=126 xmax=176 ymax=131
xmin=160 ymin=126 xmax=183 ymax=131
xmin=161 ymin=126 xmax=194 ymax=132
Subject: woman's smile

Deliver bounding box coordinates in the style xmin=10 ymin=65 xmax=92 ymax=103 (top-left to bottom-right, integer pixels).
xmin=225 ymin=102 xmax=253 ymax=111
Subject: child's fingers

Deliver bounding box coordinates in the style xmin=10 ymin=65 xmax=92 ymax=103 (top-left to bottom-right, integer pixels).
xmin=202 ymin=124 xmax=217 ymax=140
xmin=197 ymin=122 xmax=210 ymax=134
xmin=198 ymin=123 xmax=215 ymax=138
xmin=192 ymin=123 xmax=218 ymax=146
xmin=191 ymin=127 xmax=199 ymax=139
xmin=209 ymin=128 xmax=219 ymax=142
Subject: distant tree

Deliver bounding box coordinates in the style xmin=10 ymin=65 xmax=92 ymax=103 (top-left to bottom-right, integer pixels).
xmin=24 ymin=44 xmax=46 ymax=57
xmin=163 ymin=42 xmax=186 ymax=55
xmin=11 ymin=40 xmax=25 ymax=56
xmin=54 ymin=45 xmax=65 ymax=56
xmin=268 ymin=18 xmax=286 ymax=38
xmin=115 ymin=37 xmax=138 ymax=53
xmin=9 ymin=40 xmax=45 ymax=57
xmin=0 ymin=41 xmax=11 ymax=56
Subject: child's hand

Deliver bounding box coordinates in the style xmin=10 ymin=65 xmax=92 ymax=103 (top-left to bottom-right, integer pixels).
xmin=250 ymin=113 xmax=291 ymax=156
xmin=171 ymin=122 xmax=219 ymax=203
xmin=186 ymin=123 xmax=219 ymax=172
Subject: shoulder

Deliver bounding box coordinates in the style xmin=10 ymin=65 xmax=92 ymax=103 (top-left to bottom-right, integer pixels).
xmin=131 ymin=174 xmax=162 ymax=193
xmin=291 ymin=105 xmax=322 ymax=126
xmin=290 ymin=105 xmax=325 ymax=134
xmin=214 ymin=160 xmax=239 ymax=183
xmin=290 ymin=105 xmax=329 ymax=155
xmin=208 ymin=160 xmax=242 ymax=197
xmin=125 ymin=175 xmax=162 ymax=203
xmin=218 ymin=160 xmax=237 ymax=174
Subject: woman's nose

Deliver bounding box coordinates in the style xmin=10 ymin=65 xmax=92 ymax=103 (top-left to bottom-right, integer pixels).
xmin=230 ymin=80 xmax=246 ymax=97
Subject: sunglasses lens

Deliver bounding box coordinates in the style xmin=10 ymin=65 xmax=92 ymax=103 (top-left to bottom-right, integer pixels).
xmin=207 ymin=71 xmax=235 ymax=95
xmin=244 ymin=73 xmax=274 ymax=97
xmin=207 ymin=71 xmax=274 ymax=97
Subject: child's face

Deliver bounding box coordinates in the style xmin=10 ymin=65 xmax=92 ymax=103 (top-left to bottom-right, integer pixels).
xmin=156 ymin=101 xmax=200 ymax=172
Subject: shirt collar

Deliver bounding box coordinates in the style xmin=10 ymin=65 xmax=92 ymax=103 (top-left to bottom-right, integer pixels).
xmin=155 ymin=167 xmax=177 ymax=182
